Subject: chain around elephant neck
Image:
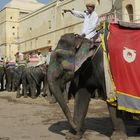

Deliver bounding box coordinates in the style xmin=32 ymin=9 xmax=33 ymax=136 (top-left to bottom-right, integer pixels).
xmin=81 ymin=43 xmax=101 ymax=74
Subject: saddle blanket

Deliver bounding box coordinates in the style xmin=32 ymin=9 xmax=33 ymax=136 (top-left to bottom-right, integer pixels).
xmin=103 ymin=22 xmax=140 ymax=114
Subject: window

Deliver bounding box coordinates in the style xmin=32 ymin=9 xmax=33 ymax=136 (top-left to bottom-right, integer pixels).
xmin=48 ymin=20 xmax=51 ymax=29
xmin=47 ymin=40 xmax=51 ymax=44
xmin=126 ymin=4 xmax=133 ymax=22
xmin=30 ymin=27 xmax=32 ymax=31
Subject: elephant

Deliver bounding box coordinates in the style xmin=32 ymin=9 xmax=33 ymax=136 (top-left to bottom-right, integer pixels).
xmin=0 ymin=66 xmax=5 ymax=91
xmin=47 ymin=33 xmax=136 ymax=140
xmin=23 ymin=63 xmax=49 ymax=99
xmin=14 ymin=65 xmax=26 ymax=98
xmin=5 ymin=64 xmax=17 ymax=92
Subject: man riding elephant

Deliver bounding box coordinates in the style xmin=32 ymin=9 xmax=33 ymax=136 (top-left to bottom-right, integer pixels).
xmin=63 ymin=1 xmax=99 ymax=41
xmin=47 ymin=25 xmax=140 ymax=140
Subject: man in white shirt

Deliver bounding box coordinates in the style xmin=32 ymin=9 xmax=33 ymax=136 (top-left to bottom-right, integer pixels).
xmin=63 ymin=2 xmax=99 ymax=40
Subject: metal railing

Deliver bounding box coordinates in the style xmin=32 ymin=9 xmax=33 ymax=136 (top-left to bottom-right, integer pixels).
xmin=100 ymin=10 xmax=140 ymax=23
xmin=99 ymin=11 xmax=117 ymax=23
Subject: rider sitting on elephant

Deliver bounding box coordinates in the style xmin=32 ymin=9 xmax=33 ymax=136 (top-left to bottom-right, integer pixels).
xmin=15 ymin=52 xmax=29 ymax=66
xmin=6 ymin=57 xmax=16 ymax=68
xmin=36 ymin=50 xmax=45 ymax=66
xmin=63 ymin=1 xmax=99 ymax=42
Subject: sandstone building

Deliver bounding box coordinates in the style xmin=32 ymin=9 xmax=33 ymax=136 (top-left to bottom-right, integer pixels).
xmin=0 ymin=0 xmax=139 ymax=60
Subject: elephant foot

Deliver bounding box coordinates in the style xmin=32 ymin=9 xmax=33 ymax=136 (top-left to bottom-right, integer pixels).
xmin=42 ymin=93 xmax=47 ymax=97
xmin=31 ymin=96 xmax=37 ymax=99
xmin=8 ymin=90 xmax=12 ymax=92
xmin=24 ymin=95 xmax=28 ymax=98
xmin=110 ymin=131 xmax=128 ymax=140
xmin=12 ymin=90 xmax=16 ymax=92
xmin=16 ymin=94 xmax=22 ymax=98
xmin=65 ymin=131 xmax=82 ymax=140
xmin=49 ymin=97 xmax=57 ymax=104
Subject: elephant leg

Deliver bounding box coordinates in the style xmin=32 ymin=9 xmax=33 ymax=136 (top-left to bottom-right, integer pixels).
xmin=63 ymin=82 xmax=71 ymax=103
xmin=61 ymin=72 xmax=74 ymax=103
xmin=107 ymin=103 xmax=128 ymax=140
xmin=49 ymin=80 xmax=76 ymax=129
xmin=36 ymin=84 xmax=41 ymax=97
xmin=16 ymin=87 xmax=21 ymax=98
xmin=63 ymin=85 xmax=69 ymax=103
xmin=6 ymin=77 xmax=10 ymax=91
xmin=23 ymin=81 xmax=28 ymax=98
xmin=0 ymin=77 xmax=4 ymax=91
xmin=66 ymin=88 xmax=91 ymax=140
xmin=8 ymin=82 xmax=12 ymax=92
xmin=43 ymin=82 xmax=56 ymax=104
xmin=12 ymin=79 xmax=16 ymax=92
xmin=30 ymin=81 xmax=36 ymax=99
xmin=42 ymin=80 xmax=48 ymax=97
xmin=0 ymin=78 xmax=2 ymax=91
xmin=6 ymin=77 xmax=12 ymax=92
xmin=16 ymin=82 xmax=22 ymax=98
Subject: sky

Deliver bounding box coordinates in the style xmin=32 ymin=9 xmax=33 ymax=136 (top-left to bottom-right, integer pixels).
xmin=0 ymin=0 xmax=53 ymax=10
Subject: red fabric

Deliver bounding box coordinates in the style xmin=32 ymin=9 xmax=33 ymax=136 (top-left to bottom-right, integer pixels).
xmin=108 ymin=23 xmax=140 ymax=98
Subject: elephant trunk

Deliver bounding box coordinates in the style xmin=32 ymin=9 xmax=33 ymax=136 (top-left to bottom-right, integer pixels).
xmin=49 ymin=81 xmax=76 ymax=130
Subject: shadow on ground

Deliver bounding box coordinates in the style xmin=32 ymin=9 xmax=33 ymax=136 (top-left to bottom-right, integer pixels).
xmin=48 ymin=117 xmax=112 ymax=137
xmin=48 ymin=117 xmax=140 ymax=138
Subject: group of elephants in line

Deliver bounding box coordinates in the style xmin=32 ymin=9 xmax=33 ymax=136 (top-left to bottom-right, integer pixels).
xmin=0 ymin=32 xmax=140 ymax=140
xmin=0 ymin=62 xmax=54 ymax=100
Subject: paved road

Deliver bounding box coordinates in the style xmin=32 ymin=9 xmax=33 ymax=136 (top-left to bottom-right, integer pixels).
xmin=0 ymin=91 xmax=139 ymax=140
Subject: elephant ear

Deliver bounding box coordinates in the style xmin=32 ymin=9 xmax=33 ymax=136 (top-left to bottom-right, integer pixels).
xmin=75 ymin=39 xmax=97 ymax=72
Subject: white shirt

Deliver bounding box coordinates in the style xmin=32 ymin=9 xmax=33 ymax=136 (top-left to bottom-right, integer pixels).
xmin=71 ymin=10 xmax=99 ymax=39
xmin=46 ymin=52 xmax=51 ymax=65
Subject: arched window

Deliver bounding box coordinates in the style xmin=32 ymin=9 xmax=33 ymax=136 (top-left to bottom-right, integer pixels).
xmin=126 ymin=4 xmax=133 ymax=22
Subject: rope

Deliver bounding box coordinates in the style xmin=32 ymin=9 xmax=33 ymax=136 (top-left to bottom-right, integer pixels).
xmin=81 ymin=43 xmax=101 ymax=74
xmin=91 ymin=44 xmax=101 ymax=60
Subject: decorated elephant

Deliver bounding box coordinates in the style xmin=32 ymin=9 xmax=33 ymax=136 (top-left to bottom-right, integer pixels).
xmin=14 ymin=65 xmax=26 ymax=98
xmin=0 ymin=63 xmax=5 ymax=91
xmin=47 ymin=32 xmax=140 ymax=140
xmin=23 ymin=63 xmax=49 ymax=99
xmin=5 ymin=61 xmax=17 ymax=92
xmin=15 ymin=52 xmax=30 ymax=98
